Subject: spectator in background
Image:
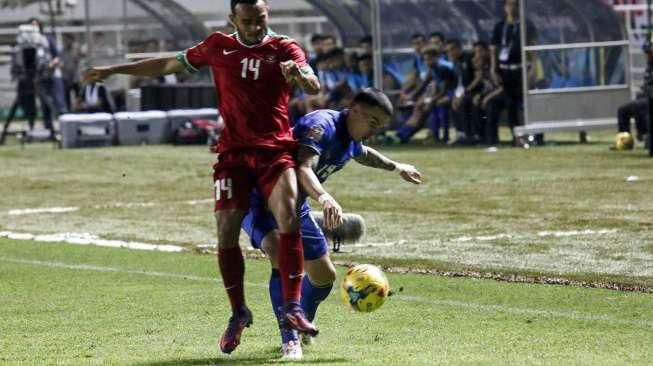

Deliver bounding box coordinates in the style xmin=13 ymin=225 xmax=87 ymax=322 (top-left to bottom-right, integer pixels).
xmin=398 ymin=33 xmax=427 ymax=108
xmin=347 ymin=53 xmax=373 ymax=93
xmin=465 ymin=41 xmax=497 ymax=144
xmin=308 ymin=34 xmax=324 ymax=72
xmin=29 ymin=18 xmax=68 ymax=116
xmin=360 ymin=35 xmax=373 ymax=55
xmin=28 ymin=18 xmax=63 ymax=129
xmin=472 ymin=47 xmax=503 ymax=145
xmin=321 ymin=35 xmax=337 ymax=54
xmin=447 ymin=39 xmax=476 ymax=145
xmin=358 ymin=35 xmax=403 ymax=90
xmin=60 ymin=34 xmax=82 ymax=112
xmin=1 ymin=31 xmax=39 ymax=144
xmin=344 ymin=50 xmax=359 ymax=73
xmin=306 ymin=48 xmax=350 ymax=111
xmin=73 ymin=80 xmax=115 ymax=114
xmin=428 ymin=32 xmax=446 ymax=57
xmin=616 ymin=41 xmax=653 ymax=142
xmin=391 ymin=45 xmax=455 ymax=144
xmin=488 ymin=0 xmax=537 ymax=146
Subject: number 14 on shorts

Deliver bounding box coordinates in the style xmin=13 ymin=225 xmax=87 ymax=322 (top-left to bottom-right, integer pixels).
xmin=215 ymin=178 xmax=233 ymax=201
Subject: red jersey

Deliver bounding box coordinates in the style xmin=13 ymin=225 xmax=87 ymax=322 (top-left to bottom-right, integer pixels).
xmin=178 ymin=32 xmax=312 ymax=153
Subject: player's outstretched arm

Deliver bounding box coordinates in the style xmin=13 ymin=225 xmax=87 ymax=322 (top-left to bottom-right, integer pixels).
xmin=354 ymin=146 xmax=422 ymax=184
xmin=82 ymin=56 xmax=185 ymax=83
xmin=296 ymin=145 xmax=343 ymax=229
xmin=280 ymin=60 xmax=320 ymax=95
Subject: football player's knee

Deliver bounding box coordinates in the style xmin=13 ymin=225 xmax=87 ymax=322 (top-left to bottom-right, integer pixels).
xmin=216 ymin=226 xmax=240 ymax=247
xmin=323 ymin=265 xmax=337 ymax=284
xmin=309 ymin=262 xmax=336 ymax=286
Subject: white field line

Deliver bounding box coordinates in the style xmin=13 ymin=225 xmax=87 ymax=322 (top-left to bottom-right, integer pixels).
xmin=2 ymin=256 xmax=650 ymax=328
xmin=6 ymin=199 xmax=214 ymax=216
xmin=8 ymin=207 xmax=80 ymax=215
xmin=0 ymin=257 xmax=266 ymax=288
xmin=5 ymin=202 xmax=619 ymax=247
xmin=357 ymin=228 xmax=620 ymax=248
xmin=0 ymin=231 xmax=185 ymax=253
xmin=0 ymin=224 xmax=620 ymax=252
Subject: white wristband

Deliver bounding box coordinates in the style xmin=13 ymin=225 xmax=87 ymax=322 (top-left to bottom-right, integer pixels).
xmin=318 ymin=193 xmax=332 ymax=205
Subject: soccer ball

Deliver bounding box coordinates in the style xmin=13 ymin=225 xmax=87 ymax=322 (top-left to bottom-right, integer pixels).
xmin=340 ymin=264 xmax=390 ymax=312
xmin=615 ymin=132 xmax=634 ymax=151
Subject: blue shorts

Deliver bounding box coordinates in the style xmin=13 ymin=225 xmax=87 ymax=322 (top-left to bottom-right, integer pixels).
xmin=241 ymin=200 xmax=329 ymax=261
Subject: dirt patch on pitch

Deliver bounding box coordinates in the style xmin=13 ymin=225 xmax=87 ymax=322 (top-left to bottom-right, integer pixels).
xmin=332 ymin=260 xmax=653 ymax=294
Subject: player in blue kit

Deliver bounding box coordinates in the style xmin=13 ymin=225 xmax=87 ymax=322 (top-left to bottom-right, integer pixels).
xmin=241 ymin=88 xmax=422 ymax=359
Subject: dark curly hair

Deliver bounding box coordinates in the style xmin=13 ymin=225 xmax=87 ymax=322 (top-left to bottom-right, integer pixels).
xmin=231 ymin=0 xmax=267 ymax=13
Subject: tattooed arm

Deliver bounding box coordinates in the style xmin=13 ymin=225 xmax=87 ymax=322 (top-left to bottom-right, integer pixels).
xmin=354 ymin=146 xmax=422 ymax=184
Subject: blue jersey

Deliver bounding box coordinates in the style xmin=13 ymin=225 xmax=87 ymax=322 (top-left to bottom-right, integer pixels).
xmin=294 ymin=109 xmax=364 ymax=184
xmin=241 ymin=109 xmax=363 ymax=260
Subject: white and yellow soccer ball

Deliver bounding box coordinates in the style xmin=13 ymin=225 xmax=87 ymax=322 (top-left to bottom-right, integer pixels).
xmin=340 ymin=264 xmax=390 ymax=313
xmin=615 ymin=132 xmax=635 ymax=151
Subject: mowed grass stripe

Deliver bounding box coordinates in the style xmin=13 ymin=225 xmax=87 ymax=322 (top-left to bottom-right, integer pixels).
xmin=2 ymin=245 xmax=652 ymax=329
xmin=3 ymin=255 xmax=652 ymax=330
xmin=2 ymin=239 xmax=653 ymax=365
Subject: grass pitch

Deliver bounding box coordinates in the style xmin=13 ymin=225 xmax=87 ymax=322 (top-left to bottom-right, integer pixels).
xmin=0 ymin=129 xmax=652 ymax=364
xmin=0 ymin=129 xmax=651 ymax=285
xmin=1 ymin=239 xmax=652 ymax=365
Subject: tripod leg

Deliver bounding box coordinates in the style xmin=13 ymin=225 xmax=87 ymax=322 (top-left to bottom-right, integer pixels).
xmin=0 ymin=98 xmax=20 ymax=144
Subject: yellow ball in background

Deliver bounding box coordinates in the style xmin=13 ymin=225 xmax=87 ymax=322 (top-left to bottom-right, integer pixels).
xmin=340 ymin=264 xmax=390 ymax=313
xmin=615 ymin=132 xmax=635 ymax=151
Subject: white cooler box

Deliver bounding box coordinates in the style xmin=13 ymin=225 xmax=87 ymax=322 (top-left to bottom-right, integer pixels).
xmin=59 ymin=113 xmax=115 ymax=149
xmin=166 ymin=108 xmax=219 ymax=142
xmin=114 ymin=111 xmax=168 ymax=145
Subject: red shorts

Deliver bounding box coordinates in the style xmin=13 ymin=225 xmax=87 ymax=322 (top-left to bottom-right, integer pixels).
xmin=212 ymin=148 xmax=296 ymax=211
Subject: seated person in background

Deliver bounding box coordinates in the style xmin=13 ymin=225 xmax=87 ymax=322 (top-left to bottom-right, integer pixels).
xmin=306 ymin=48 xmax=351 ymax=112
xmin=347 ymin=53 xmax=373 ymax=93
xmin=447 ymin=39 xmax=476 ymax=145
xmin=616 ymin=41 xmax=653 ymax=142
xmin=320 ymin=34 xmax=337 ymax=54
xmin=358 ymin=35 xmax=404 ymax=91
xmin=308 ymin=33 xmax=324 ymax=72
xmin=73 ymin=81 xmax=115 ymax=114
xmin=470 ymin=49 xmax=503 ymax=145
xmin=391 ymin=45 xmax=455 ymax=144
xmin=398 ymin=33 xmax=427 ymax=105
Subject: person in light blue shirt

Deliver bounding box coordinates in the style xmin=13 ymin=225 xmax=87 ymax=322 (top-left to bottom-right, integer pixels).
xmin=241 ymin=88 xmax=422 ymax=359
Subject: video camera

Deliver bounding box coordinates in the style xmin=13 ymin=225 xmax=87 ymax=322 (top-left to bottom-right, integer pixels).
xmin=15 ymin=24 xmax=45 ymax=76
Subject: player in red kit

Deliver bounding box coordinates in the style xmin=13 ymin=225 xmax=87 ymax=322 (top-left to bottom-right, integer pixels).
xmin=83 ymin=0 xmax=321 ymax=355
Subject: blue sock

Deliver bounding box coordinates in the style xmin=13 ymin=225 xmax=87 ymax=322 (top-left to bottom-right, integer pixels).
xmin=270 ymin=269 xmax=297 ymax=344
xmin=300 ymin=276 xmax=333 ymax=322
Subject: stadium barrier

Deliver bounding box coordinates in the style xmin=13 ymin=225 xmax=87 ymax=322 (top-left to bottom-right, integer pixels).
xmin=114 ymin=111 xmax=168 ymax=146
xmin=59 ymin=113 xmax=116 ymax=149
xmin=57 ymin=108 xmax=219 ymax=149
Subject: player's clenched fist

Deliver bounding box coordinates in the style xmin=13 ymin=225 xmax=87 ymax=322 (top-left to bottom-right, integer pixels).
xmin=280 ymin=60 xmax=301 ymax=83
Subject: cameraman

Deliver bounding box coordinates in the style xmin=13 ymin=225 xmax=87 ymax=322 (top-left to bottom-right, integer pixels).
xmin=616 ymin=42 xmax=652 ymax=142
xmin=0 ymin=24 xmax=54 ymax=143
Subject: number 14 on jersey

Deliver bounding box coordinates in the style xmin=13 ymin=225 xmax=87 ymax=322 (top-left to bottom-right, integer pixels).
xmin=240 ymin=58 xmax=261 ymax=80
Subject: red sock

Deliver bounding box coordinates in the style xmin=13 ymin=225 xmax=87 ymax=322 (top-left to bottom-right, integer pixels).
xmin=278 ymin=232 xmax=304 ymax=303
xmin=218 ymin=246 xmax=245 ymax=312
